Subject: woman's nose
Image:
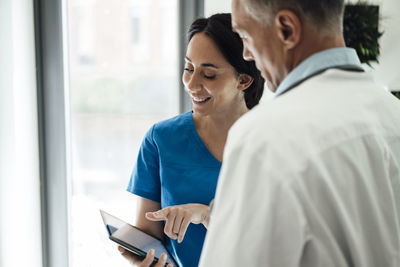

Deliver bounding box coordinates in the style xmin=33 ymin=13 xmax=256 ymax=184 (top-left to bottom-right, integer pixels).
xmin=185 ymin=73 xmax=201 ymax=93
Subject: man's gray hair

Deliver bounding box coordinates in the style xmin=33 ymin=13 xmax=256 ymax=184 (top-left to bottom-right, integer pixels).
xmin=245 ymin=0 xmax=345 ymax=33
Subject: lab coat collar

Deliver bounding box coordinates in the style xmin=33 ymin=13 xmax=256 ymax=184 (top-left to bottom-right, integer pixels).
xmin=274 ymin=47 xmax=364 ymax=97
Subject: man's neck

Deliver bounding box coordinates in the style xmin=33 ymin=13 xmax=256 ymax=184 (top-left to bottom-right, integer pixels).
xmin=289 ymin=26 xmax=346 ymax=73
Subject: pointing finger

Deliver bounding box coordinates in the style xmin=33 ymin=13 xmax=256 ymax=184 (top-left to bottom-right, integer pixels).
xmin=146 ymin=208 xmax=169 ymax=221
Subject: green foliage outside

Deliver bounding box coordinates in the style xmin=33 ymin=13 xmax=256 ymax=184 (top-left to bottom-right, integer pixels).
xmin=392 ymin=91 xmax=400 ymax=100
xmin=343 ymin=2 xmax=383 ymax=66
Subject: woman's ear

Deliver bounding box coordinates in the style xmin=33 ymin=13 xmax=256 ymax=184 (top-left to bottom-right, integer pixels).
xmin=274 ymin=9 xmax=301 ymax=50
xmin=237 ymin=74 xmax=254 ymax=91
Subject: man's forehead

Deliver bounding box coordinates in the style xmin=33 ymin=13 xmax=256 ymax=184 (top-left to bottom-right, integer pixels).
xmin=231 ymin=0 xmax=246 ymax=13
xmin=231 ymin=0 xmax=248 ymax=29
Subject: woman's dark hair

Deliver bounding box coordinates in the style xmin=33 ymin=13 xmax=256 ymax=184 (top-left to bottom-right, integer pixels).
xmin=188 ymin=13 xmax=264 ymax=109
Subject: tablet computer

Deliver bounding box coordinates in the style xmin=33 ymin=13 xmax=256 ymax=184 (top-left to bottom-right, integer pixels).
xmin=100 ymin=210 xmax=177 ymax=266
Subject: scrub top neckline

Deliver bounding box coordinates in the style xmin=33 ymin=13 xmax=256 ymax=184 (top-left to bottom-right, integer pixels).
xmin=188 ymin=111 xmax=222 ymax=165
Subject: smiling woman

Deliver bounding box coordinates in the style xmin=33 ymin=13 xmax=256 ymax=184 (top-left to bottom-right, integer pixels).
xmin=122 ymin=13 xmax=264 ymax=267
xmin=183 ymin=32 xmax=247 ymax=118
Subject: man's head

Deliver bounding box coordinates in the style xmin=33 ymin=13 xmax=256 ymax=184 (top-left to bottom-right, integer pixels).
xmin=232 ymin=0 xmax=346 ymax=91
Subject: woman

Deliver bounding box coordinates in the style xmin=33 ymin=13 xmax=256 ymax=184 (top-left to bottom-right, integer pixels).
xmin=119 ymin=13 xmax=264 ymax=267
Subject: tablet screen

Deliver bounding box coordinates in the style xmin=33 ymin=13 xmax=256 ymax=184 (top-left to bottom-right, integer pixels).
xmin=100 ymin=210 xmax=177 ymax=266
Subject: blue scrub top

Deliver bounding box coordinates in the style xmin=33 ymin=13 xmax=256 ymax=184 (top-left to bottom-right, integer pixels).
xmin=127 ymin=111 xmax=221 ymax=267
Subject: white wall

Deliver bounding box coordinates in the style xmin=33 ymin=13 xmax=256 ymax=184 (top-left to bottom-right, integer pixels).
xmin=0 ymin=0 xmax=13 ymax=264
xmin=0 ymin=1 xmax=43 ymax=267
xmin=205 ymin=0 xmax=400 ymax=91
xmin=204 ymin=0 xmax=230 ymax=16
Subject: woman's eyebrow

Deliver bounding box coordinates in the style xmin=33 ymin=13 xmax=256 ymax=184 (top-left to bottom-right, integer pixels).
xmin=201 ymin=63 xmax=219 ymax=69
xmin=184 ymin=57 xmax=219 ymax=69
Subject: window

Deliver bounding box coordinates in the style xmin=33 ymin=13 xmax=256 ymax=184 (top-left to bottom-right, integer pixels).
xmin=131 ymin=16 xmax=140 ymax=44
xmin=67 ymin=0 xmax=179 ymax=266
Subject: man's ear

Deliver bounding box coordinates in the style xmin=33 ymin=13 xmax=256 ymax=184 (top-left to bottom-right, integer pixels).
xmin=237 ymin=74 xmax=254 ymax=91
xmin=274 ymin=9 xmax=301 ymax=49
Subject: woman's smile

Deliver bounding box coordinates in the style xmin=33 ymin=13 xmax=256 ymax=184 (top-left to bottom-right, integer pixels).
xmin=191 ymin=95 xmax=212 ymax=105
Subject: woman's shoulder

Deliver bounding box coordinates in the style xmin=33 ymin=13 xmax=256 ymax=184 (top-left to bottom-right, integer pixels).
xmin=152 ymin=111 xmax=193 ymax=138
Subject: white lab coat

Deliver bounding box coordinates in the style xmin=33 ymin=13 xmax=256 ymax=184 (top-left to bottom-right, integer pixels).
xmin=199 ymin=69 xmax=400 ymax=267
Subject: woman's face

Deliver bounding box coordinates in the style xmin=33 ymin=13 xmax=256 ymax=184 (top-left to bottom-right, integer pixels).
xmin=182 ymin=32 xmax=245 ymax=117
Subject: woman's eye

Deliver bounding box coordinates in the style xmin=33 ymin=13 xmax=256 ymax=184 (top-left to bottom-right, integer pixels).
xmin=184 ymin=67 xmax=215 ymax=79
xmin=204 ymin=74 xmax=216 ymax=80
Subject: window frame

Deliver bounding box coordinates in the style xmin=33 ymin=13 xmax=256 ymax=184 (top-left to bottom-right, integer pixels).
xmin=179 ymin=0 xmax=204 ymax=113
xmin=34 ymin=0 xmax=203 ymax=266
xmin=34 ymin=0 xmax=71 ymax=266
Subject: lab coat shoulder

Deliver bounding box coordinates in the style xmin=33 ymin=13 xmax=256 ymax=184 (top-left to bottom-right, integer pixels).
xmin=225 ymin=90 xmax=318 ymax=175
xmin=227 ymin=68 xmax=400 ymax=167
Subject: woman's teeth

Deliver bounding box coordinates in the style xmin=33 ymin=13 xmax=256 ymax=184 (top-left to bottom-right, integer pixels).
xmin=193 ymin=96 xmax=211 ymax=102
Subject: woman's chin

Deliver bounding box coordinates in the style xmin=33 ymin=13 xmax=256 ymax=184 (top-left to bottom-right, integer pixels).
xmin=192 ymin=99 xmax=213 ymax=114
xmin=192 ymin=108 xmax=210 ymax=117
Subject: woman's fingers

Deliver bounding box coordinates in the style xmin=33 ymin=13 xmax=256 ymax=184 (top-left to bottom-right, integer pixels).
xmin=138 ymin=249 xmax=155 ymax=267
xmin=146 ymin=207 xmax=181 ymax=239
xmin=119 ymin=246 xmax=154 ymax=266
xmin=118 ymin=246 xmax=138 ymax=265
xmin=154 ymin=253 xmax=168 ymax=267
xmin=163 ymin=212 xmax=177 ymax=239
xmin=145 ymin=208 xmax=169 ymax=221
xmin=178 ymin=216 xmax=191 ymax=243
xmin=173 ymin=212 xmax=185 ymax=235
xmin=146 ymin=204 xmax=210 ymax=244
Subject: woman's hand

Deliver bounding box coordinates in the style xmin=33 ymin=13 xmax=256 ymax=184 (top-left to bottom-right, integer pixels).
xmin=118 ymin=246 xmax=174 ymax=267
xmin=145 ymin=203 xmax=210 ymax=243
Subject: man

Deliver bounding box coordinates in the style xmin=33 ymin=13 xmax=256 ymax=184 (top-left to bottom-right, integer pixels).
xmin=199 ymin=0 xmax=400 ymax=266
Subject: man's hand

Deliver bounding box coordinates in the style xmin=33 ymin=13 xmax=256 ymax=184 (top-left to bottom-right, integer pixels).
xmin=146 ymin=203 xmax=210 ymax=243
xmin=118 ymin=246 xmax=173 ymax=267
